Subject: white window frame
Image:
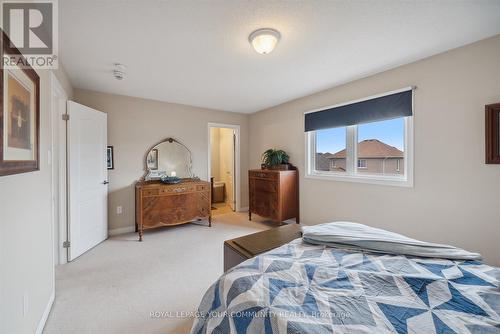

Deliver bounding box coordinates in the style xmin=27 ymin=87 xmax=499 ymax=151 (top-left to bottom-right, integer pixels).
xmin=305 ymin=89 xmax=414 ymax=188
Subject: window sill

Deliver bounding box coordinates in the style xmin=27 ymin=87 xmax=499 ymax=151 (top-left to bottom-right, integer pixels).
xmin=305 ymin=171 xmax=413 ymax=188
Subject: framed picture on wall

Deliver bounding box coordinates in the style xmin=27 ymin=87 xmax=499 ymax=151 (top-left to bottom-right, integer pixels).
xmin=486 ymin=103 xmax=500 ymax=164
xmin=147 ymin=148 xmax=158 ymax=170
xmin=0 ymin=30 xmax=40 ymax=176
xmin=107 ymin=146 xmax=114 ymax=170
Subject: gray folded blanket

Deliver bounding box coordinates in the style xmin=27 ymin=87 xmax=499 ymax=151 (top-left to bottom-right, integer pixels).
xmin=302 ymin=221 xmax=482 ymax=260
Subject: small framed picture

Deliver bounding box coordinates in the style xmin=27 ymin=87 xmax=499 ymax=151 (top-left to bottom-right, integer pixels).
xmin=485 ymin=103 xmax=500 ymax=164
xmin=147 ymin=149 xmax=158 ymax=170
xmin=107 ymin=146 xmax=114 ymax=170
xmin=0 ymin=30 xmax=40 ymax=176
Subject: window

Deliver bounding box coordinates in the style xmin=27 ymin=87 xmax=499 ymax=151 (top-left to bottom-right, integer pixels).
xmin=357 ymin=118 xmax=405 ymax=175
xmin=315 ymin=127 xmax=346 ymax=172
xmin=305 ymin=88 xmax=414 ymax=187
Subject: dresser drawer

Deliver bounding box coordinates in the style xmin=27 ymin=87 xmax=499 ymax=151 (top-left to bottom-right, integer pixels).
xmin=160 ymin=184 xmax=196 ymax=194
xmin=251 ymin=178 xmax=277 ymax=193
xmin=143 ymin=206 xmax=193 ymax=228
xmin=142 ymin=188 xmax=159 ymax=196
xmin=250 ymin=191 xmax=278 ymax=210
xmin=142 ymin=194 xmax=197 ymax=225
xmin=249 ymin=170 xmax=278 ymax=180
xmin=196 ymin=184 xmax=209 ymax=192
xmin=252 ymin=204 xmax=278 ymax=221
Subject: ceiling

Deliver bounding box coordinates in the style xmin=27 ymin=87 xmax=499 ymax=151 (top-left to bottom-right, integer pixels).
xmin=59 ymin=1 xmax=500 ymax=113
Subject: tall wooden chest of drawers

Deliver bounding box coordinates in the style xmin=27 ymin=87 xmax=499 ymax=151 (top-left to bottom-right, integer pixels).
xmin=135 ymin=179 xmax=211 ymax=241
xmin=248 ymin=169 xmax=299 ymax=223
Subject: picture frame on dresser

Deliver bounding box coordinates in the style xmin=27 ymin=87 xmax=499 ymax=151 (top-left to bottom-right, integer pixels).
xmin=486 ymin=103 xmax=500 ymax=164
xmin=0 ymin=30 xmax=40 ymax=177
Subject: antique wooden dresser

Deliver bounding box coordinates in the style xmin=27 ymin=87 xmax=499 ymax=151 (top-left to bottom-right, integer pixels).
xmin=135 ymin=179 xmax=211 ymax=241
xmin=248 ymin=169 xmax=299 ymax=223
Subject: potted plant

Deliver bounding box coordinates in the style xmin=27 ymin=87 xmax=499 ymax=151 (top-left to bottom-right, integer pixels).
xmin=261 ymin=149 xmax=291 ymax=170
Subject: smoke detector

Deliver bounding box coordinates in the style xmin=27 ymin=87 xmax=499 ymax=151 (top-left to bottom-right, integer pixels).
xmin=113 ymin=63 xmax=126 ymax=80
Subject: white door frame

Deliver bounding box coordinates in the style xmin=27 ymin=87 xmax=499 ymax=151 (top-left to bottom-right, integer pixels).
xmin=207 ymin=123 xmax=241 ymax=212
xmin=50 ymin=73 xmax=68 ymax=265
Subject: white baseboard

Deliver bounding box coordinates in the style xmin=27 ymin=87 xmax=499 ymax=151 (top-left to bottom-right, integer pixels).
xmin=108 ymin=226 xmax=135 ymax=236
xmin=238 ymin=206 xmax=249 ymax=212
xmin=35 ymin=290 xmax=54 ymax=334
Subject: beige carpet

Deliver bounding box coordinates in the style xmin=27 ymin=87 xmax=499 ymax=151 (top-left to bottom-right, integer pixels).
xmin=44 ymin=212 xmax=276 ymax=334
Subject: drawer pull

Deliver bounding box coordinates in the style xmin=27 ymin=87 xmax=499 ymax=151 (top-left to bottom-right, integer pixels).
xmin=173 ymin=187 xmax=186 ymax=192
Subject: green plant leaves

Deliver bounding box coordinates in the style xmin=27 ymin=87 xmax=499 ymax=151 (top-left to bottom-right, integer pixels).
xmin=261 ymin=149 xmax=290 ymax=167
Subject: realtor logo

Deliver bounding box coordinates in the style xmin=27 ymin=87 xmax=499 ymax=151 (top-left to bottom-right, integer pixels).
xmin=1 ymin=0 xmax=58 ymax=68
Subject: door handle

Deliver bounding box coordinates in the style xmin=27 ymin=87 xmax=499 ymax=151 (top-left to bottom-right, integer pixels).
xmin=103 ymin=181 xmax=109 ymax=185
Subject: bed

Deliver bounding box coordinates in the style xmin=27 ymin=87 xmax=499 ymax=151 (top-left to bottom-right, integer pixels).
xmin=191 ymin=223 xmax=499 ymax=334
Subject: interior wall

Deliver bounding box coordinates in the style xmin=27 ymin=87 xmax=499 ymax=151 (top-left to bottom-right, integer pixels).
xmin=249 ymin=35 xmax=500 ymax=266
xmin=73 ymin=89 xmax=249 ymax=232
xmin=0 ymin=66 xmax=73 ymax=333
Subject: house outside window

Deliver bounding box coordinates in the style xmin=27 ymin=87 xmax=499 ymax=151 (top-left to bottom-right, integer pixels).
xmin=305 ymin=88 xmax=414 ymax=187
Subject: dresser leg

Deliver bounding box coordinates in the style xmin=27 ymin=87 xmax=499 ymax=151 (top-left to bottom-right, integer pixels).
xmin=138 ymin=230 xmax=143 ymax=242
xmin=249 ymin=211 xmax=252 ymax=221
xmin=208 ymin=215 xmax=212 ymax=227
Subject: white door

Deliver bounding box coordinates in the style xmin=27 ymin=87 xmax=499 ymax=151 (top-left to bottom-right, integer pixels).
xmin=67 ymin=101 xmax=108 ymax=261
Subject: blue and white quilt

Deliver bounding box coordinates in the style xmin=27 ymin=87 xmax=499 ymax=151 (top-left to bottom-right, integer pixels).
xmin=191 ymin=239 xmax=500 ymax=334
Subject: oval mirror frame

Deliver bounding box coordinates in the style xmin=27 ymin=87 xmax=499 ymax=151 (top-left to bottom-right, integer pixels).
xmin=142 ymin=137 xmax=194 ymax=181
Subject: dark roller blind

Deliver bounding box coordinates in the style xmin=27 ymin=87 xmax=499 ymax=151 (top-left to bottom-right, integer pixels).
xmin=305 ymin=89 xmax=413 ymax=132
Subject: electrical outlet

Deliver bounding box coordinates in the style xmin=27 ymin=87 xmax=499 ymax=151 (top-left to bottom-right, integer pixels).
xmin=116 ymin=206 xmax=123 ymax=214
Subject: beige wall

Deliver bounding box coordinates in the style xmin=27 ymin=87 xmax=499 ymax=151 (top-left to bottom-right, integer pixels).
xmin=73 ymin=90 xmax=249 ymax=231
xmin=249 ymin=35 xmax=500 ymax=266
xmin=0 ymin=67 xmax=73 ymax=333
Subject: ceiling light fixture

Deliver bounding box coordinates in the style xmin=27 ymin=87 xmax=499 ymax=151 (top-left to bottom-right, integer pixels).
xmin=113 ymin=63 xmax=126 ymax=80
xmin=248 ymin=28 xmax=280 ymax=55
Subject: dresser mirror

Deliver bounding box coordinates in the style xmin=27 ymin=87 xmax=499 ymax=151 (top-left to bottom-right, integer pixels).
xmin=144 ymin=138 xmax=193 ymax=180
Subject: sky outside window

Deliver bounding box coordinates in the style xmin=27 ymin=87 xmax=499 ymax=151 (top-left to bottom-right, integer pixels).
xmin=316 ymin=127 xmax=345 ymax=154
xmin=316 ymin=118 xmax=404 ymax=154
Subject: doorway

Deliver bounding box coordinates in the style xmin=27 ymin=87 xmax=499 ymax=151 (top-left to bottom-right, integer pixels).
xmin=66 ymin=102 xmax=108 ymax=261
xmin=208 ymin=123 xmax=240 ymax=215
xmin=52 ymin=91 xmax=108 ymax=263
